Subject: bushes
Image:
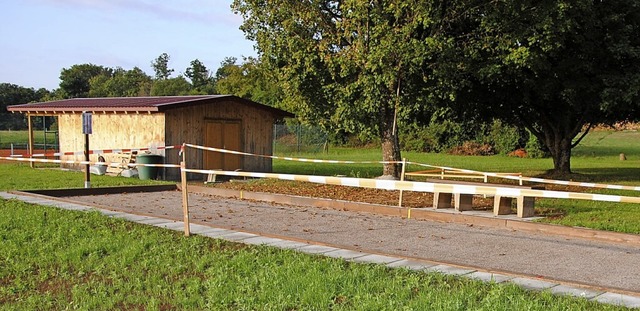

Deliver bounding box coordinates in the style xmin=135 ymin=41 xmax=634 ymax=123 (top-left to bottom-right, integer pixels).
xmin=489 ymin=120 xmax=524 ymax=155
xmin=400 ymin=120 xmax=479 ymax=153
xmin=399 ymin=119 xmax=547 ymax=157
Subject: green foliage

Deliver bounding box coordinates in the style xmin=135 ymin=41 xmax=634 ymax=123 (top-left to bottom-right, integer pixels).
xmin=0 ymin=83 xmax=50 ymax=130
xmin=232 ymin=0 xmax=464 ymax=175
xmin=59 ymin=64 xmax=112 ymax=98
xmin=88 ymin=67 xmax=152 ymax=97
xmin=149 ymin=76 xmax=192 ymax=96
xmin=525 ymin=131 xmax=548 ymax=159
xmin=456 ymin=0 xmax=640 ymax=173
xmin=214 ymin=57 xmax=284 ymax=108
xmin=150 ymin=52 xmax=174 ymax=80
xmin=489 ymin=120 xmax=523 ymax=155
xmin=185 ymin=59 xmax=215 ymax=94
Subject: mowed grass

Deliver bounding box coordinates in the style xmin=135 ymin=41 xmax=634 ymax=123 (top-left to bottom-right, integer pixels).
xmin=0 ymin=130 xmax=637 ymax=309
xmin=0 ymin=130 xmax=54 ymax=148
xmin=0 ymin=200 xmax=623 ymax=310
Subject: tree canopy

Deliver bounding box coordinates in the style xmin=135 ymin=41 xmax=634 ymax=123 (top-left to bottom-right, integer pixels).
xmin=234 ymin=0 xmax=640 ymax=176
xmin=59 ymin=64 xmax=112 ymax=98
xmin=151 ymin=53 xmax=174 ymax=80
xmin=233 ymin=0 xmax=457 ymax=177
xmin=452 ymin=0 xmax=640 ymax=174
xmin=214 ymin=57 xmax=282 ymax=107
xmin=185 ymin=59 xmax=215 ymax=94
xmin=88 ymin=67 xmax=152 ymax=97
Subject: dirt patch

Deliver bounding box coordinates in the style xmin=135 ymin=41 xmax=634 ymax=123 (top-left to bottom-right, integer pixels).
xmin=206 ymin=179 xmax=495 ymax=210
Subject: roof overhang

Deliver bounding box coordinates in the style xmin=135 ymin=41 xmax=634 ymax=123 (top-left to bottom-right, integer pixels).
xmin=6 ymin=95 xmax=295 ymax=118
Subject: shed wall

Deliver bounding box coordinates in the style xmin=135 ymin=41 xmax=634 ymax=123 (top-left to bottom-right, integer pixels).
xmin=164 ymin=99 xmax=276 ymax=180
xmin=58 ymin=113 xmax=166 ymax=173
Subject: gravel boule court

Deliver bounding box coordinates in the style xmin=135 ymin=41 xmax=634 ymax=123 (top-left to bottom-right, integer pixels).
xmin=3 ymin=188 xmax=640 ymax=308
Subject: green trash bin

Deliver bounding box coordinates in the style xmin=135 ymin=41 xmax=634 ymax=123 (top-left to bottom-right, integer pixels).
xmin=136 ymin=154 xmax=163 ymax=180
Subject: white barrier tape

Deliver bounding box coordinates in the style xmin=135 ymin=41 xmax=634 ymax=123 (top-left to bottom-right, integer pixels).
xmin=0 ymin=156 xmax=181 ymax=168
xmin=408 ymin=162 xmax=640 ymax=192
xmin=184 ymin=143 xmax=402 ymax=164
xmin=183 ymin=168 xmax=640 ymax=204
xmin=186 ymin=142 xmax=640 ymax=192
xmin=8 ymin=145 xmax=179 ymax=158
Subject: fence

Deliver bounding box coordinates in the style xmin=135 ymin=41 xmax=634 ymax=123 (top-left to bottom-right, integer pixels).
xmin=273 ymin=124 xmax=328 ymax=154
xmin=0 ymin=130 xmax=59 ymax=152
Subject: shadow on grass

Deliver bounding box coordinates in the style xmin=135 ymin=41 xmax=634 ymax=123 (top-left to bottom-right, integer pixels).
xmin=534 ymin=168 xmax=640 ymax=183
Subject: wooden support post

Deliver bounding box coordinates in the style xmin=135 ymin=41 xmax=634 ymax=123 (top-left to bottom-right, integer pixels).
xmin=493 ymin=196 xmax=513 ymax=215
xmin=517 ymin=196 xmax=536 ymax=218
xmin=398 ymin=158 xmax=406 ymax=207
xmin=27 ymin=113 xmax=34 ymax=168
xmin=180 ymin=146 xmax=190 ymax=236
xmin=454 ymin=193 xmax=474 ymax=211
xmin=433 ymin=192 xmax=453 ymax=209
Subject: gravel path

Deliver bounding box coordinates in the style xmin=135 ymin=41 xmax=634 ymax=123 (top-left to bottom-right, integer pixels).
xmin=67 ymin=190 xmax=640 ymax=293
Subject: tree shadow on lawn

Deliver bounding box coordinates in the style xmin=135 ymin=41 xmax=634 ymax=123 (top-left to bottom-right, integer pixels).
xmin=534 ymin=168 xmax=640 ymax=184
xmin=573 ymin=145 xmax=640 ymax=157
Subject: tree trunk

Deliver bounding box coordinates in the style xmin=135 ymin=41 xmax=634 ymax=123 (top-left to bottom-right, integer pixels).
xmin=380 ymin=105 xmax=402 ymax=178
xmin=547 ymin=135 xmax=573 ymax=176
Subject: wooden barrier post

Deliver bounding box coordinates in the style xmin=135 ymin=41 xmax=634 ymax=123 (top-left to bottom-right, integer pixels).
xmin=180 ymin=145 xmax=190 ymax=236
xmin=27 ymin=113 xmax=34 ymax=168
xmin=399 ymin=158 xmax=411 ymax=218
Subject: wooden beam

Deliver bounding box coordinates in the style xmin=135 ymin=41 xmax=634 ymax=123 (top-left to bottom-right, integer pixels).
xmin=27 ymin=113 xmax=34 ymax=168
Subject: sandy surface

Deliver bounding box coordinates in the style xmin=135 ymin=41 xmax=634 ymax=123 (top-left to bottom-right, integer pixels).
xmin=66 ymin=189 xmax=640 ymax=293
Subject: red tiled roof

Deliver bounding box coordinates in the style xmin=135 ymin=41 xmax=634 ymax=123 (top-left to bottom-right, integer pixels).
xmin=6 ymin=95 xmax=294 ymax=117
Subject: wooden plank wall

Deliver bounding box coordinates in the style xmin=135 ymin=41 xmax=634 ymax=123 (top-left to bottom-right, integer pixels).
xmin=164 ymin=99 xmax=277 ymax=180
xmin=58 ymin=113 xmax=166 ymax=172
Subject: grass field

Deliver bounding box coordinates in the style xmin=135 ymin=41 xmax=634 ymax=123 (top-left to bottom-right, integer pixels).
xmin=0 ymin=130 xmax=57 ymax=149
xmin=0 ymin=130 xmax=637 ymax=309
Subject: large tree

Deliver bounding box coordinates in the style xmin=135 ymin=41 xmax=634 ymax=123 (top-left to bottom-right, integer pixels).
xmin=59 ymin=64 xmax=112 ymax=98
xmin=185 ymin=59 xmax=215 ymax=94
xmin=233 ymin=0 xmax=454 ymax=177
xmin=456 ymin=0 xmax=640 ymax=175
xmin=151 ymin=53 xmax=174 ymax=80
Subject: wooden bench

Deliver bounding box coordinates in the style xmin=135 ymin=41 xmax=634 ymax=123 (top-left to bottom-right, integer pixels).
xmin=405 ymin=169 xmax=522 ymax=185
xmin=427 ymin=179 xmax=543 ymax=218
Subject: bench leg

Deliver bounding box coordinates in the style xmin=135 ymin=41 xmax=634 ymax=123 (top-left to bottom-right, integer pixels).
xmin=517 ymin=196 xmax=536 ymax=218
xmin=433 ymin=192 xmax=452 ymax=209
xmin=493 ymin=196 xmax=513 ymax=216
xmin=454 ymin=193 xmax=473 ymax=211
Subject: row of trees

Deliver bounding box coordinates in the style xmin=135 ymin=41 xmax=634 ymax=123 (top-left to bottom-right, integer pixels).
xmin=0 ymin=83 xmax=51 ymax=130
xmin=232 ymin=0 xmax=640 ymax=176
xmin=1 ymin=54 xmax=266 ymax=130
xmin=58 ymin=54 xmax=217 ymax=98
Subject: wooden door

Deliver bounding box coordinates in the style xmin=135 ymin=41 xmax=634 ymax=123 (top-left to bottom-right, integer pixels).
xmin=204 ymin=120 xmax=242 ymax=170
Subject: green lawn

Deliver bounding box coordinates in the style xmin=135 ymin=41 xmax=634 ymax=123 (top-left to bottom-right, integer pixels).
xmin=0 ymin=188 xmax=621 ymax=310
xmin=0 ymin=130 xmax=637 ymax=309
xmin=0 ymin=130 xmax=57 ymax=149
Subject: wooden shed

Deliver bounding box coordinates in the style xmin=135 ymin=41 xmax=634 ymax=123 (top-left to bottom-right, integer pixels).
xmin=7 ymin=95 xmax=294 ymax=180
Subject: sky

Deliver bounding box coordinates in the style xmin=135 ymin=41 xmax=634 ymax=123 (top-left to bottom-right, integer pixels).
xmin=0 ymin=0 xmax=256 ymax=90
